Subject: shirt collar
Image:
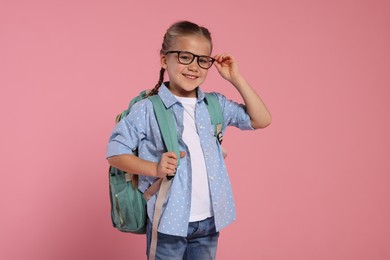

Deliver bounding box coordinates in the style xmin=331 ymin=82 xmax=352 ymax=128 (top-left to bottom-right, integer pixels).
xmin=157 ymin=82 xmax=206 ymax=108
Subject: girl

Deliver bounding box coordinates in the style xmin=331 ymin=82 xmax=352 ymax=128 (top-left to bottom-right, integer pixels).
xmin=107 ymin=21 xmax=271 ymax=260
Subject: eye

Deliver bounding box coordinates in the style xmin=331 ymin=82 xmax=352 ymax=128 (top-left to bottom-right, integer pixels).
xmin=198 ymin=57 xmax=209 ymax=64
xmin=179 ymin=52 xmax=193 ymax=61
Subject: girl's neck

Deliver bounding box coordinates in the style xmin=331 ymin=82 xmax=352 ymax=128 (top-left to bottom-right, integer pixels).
xmin=166 ymin=82 xmax=198 ymax=98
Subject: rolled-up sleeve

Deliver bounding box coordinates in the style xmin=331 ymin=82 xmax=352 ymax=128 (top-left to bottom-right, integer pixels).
xmin=106 ymin=101 xmax=148 ymax=158
xmin=215 ymin=93 xmax=254 ymax=131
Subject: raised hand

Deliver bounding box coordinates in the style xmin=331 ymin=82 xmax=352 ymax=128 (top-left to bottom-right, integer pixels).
xmin=213 ymin=53 xmax=241 ymax=84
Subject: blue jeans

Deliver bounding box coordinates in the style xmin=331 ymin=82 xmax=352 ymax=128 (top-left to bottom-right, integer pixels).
xmin=146 ymin=216 xmax=219 ymax=260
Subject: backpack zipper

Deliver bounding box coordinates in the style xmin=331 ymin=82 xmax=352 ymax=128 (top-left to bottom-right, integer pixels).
xmin=115 ymin=194 xmax=125 ymax=225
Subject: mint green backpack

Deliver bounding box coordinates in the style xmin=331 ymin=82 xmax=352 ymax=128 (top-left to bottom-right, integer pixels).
xmin=108 ymin=90 xmax=223 ymax=237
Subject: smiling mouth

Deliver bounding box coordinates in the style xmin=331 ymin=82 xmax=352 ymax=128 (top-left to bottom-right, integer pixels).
xmin=183 ymin=74 xmax=198 ymax=80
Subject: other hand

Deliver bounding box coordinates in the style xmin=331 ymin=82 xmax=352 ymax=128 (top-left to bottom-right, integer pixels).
xmin=156 ymin=151 xmax=186 ymax=178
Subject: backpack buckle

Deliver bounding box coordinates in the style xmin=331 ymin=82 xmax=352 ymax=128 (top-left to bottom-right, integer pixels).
xmin=216 ymin=123 xmax=223 ymax=144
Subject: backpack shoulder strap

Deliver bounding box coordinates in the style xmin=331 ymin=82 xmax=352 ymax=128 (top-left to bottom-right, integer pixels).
xmin=146 ymin=94 xmax=180 ymax=260
xmin=205 ymin=93 xmax=224 ymax=144
xmin=148 ymin=95 xmax=180 ymax=165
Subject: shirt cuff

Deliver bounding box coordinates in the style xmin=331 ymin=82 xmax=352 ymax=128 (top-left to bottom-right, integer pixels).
xmin=106 ymin=141 xmax=134 ymax=158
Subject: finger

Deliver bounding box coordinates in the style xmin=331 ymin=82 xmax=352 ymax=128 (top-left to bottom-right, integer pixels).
xmin=168 ymin=164 xmax=177 ymax=175
xmin=165 ymin=164 xmax=176 ymax=172
xmin=214 ymin=53 xmax=227 ymax=58
xmin=213 ymin=53 xmax=221 ymax=59
xmin=180 ymin=151 xmax=186 ymax=158
xmin=213 ymin=53 xmax=224 ymax=63
xmin=161 ymin=152 xmax=177 ymax=165
xmin=220 ymin=56 xmax=233 ymax=64
xmin=160 ymin=162 xmax=176 ymax=174
xmin=215 ymin=53 xmax=229 ymax=62
xmin=164 ymin=151 xmax=178 ymax=160
xmin=166 ymin=159 xmax=178 ymax=168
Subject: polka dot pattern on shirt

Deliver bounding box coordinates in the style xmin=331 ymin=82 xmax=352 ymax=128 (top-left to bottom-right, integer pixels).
xmin=106 ymin=84 xmax=254 ymax=236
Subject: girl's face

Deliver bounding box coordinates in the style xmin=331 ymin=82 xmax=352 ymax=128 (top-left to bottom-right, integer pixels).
xmin=161 ymin=35 xmax=212 ymax=97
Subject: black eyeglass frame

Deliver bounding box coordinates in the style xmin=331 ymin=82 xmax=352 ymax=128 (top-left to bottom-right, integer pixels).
xmin=165 ymin=50 xmax=215 ymax=69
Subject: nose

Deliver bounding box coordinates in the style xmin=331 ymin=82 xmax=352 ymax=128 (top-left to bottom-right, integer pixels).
xmin=187 ymin=58 xmax=200 ymax=71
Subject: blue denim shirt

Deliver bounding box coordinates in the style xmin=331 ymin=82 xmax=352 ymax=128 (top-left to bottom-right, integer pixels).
xmin=107 ymin=83 xmax=254 ymax=236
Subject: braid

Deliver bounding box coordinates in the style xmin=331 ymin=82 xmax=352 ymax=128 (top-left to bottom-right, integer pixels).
xmin=147 ymin=68 xmax=165 ymax=97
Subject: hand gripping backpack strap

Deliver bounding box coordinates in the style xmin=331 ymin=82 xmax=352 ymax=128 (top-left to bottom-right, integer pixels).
xmin=205 ymin=93 xmax=224 ymax=144
xmin=148 ymin=94 xmax=180 ymax=260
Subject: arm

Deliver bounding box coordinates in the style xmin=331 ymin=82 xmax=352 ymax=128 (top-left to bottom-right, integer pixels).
xmin=107 ymin=152 xmax=185 ymax=178
xmin=214 ymin=53 xmax=272 ymax=129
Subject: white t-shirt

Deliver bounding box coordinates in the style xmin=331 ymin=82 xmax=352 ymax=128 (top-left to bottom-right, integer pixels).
xmin=175 ymin=96 xmax=213 ymax=222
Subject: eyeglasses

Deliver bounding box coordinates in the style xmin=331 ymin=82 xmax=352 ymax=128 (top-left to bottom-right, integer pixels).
xmin=165 ymin=51 xmax=215 ymax=69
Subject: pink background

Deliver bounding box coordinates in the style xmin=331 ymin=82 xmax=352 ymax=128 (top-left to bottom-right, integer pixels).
xmin=1 ymin=0 xmax=389 ymax=259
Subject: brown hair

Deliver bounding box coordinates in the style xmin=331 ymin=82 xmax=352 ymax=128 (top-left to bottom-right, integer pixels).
xmin=147 ymin=21 xmax=212 ymax=97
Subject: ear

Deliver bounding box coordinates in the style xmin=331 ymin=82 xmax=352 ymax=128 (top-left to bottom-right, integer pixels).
xmin=160 ymin=54 xmax=168 ymax=69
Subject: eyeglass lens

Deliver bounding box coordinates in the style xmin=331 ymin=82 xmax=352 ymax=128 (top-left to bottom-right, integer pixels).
xmin=178 ymin=51 xmax=213 ymax=69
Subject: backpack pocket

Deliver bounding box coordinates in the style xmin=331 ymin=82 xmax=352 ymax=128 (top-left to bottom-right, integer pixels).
xmin=110 ymin=171 xmax=147 ymax=234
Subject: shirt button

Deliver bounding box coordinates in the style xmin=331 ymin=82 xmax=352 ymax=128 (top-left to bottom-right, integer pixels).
xmin=209 ymin=176 xmax=214 ymax=181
